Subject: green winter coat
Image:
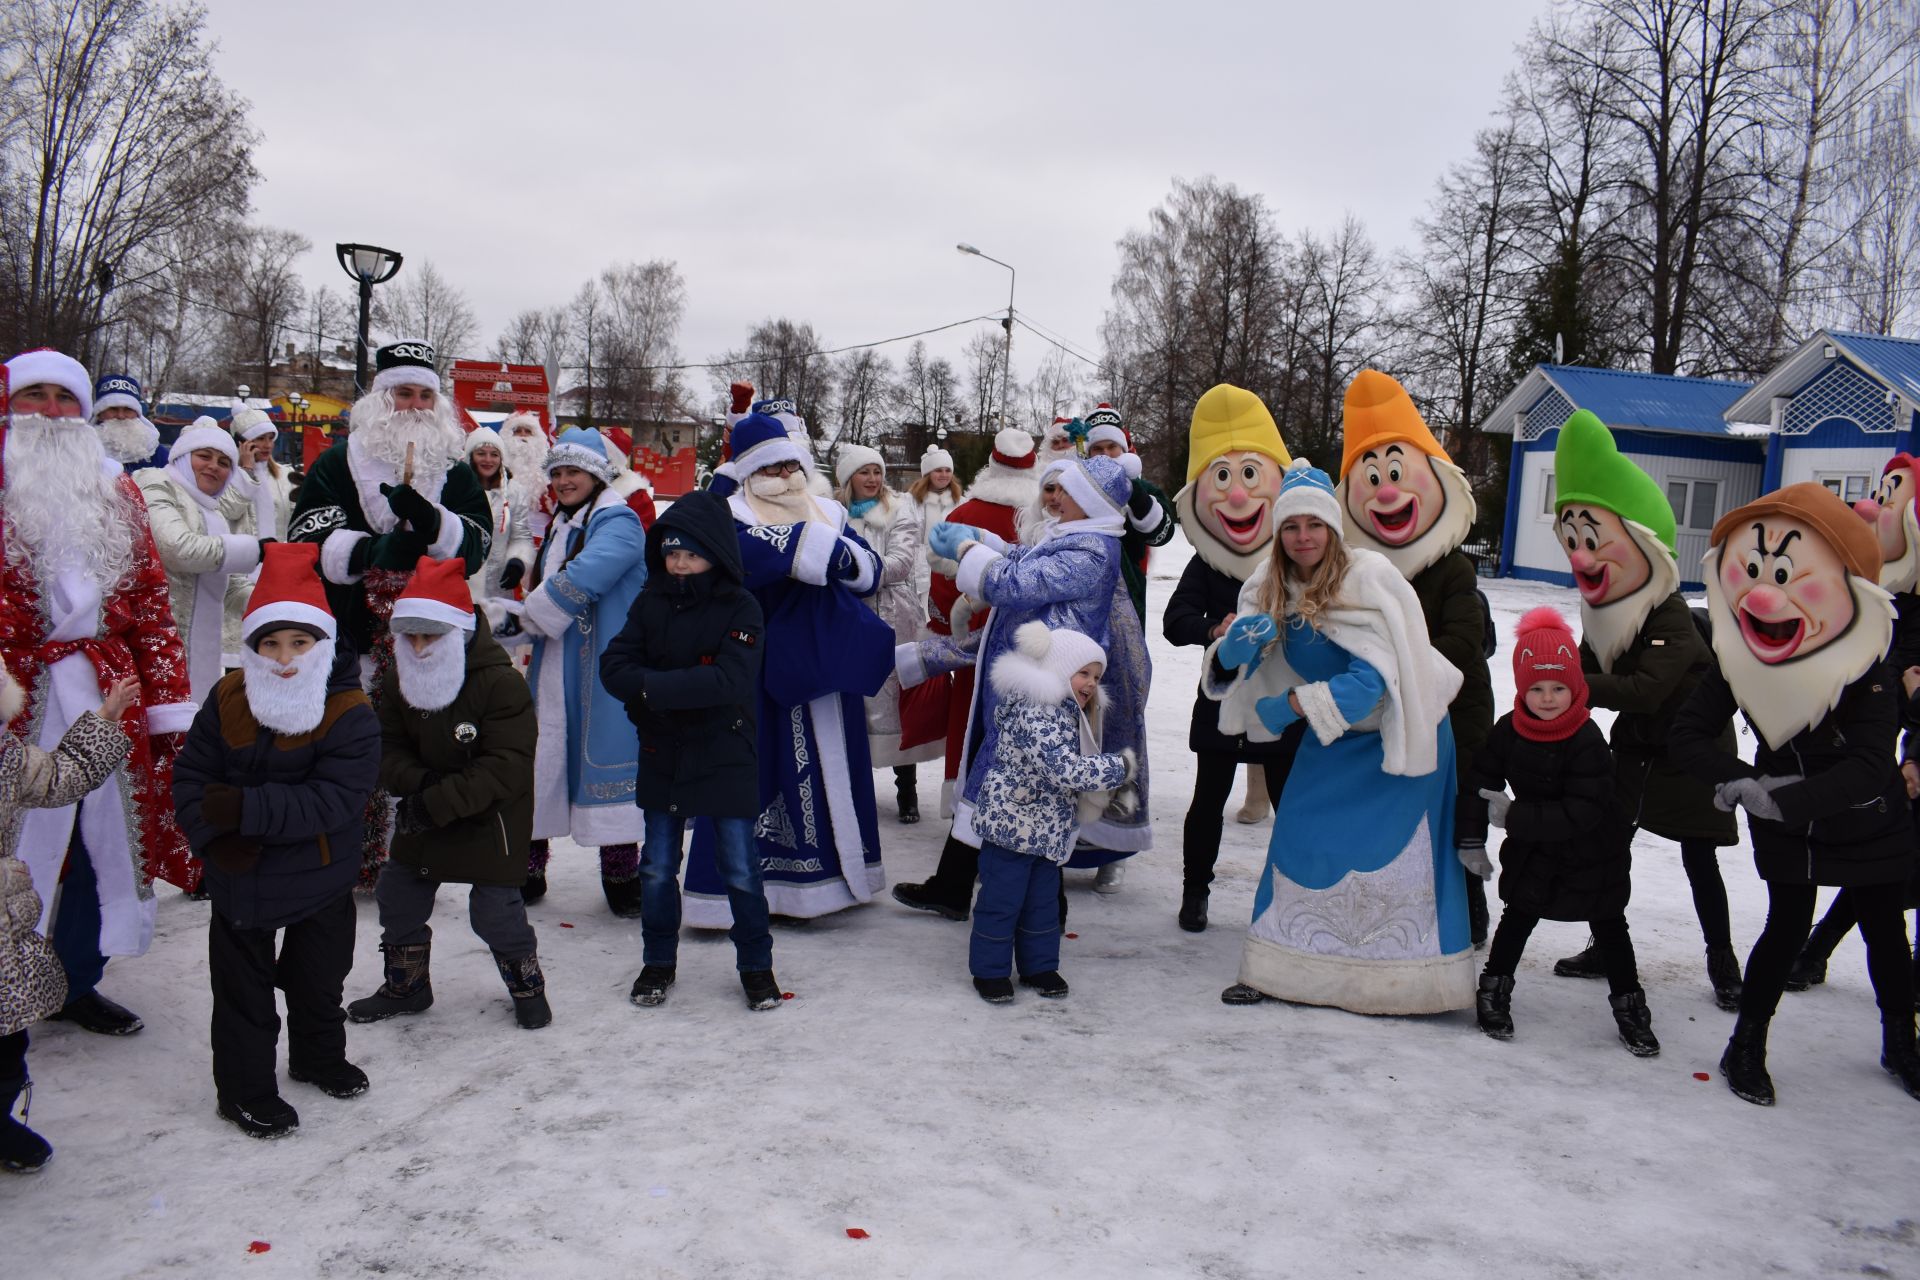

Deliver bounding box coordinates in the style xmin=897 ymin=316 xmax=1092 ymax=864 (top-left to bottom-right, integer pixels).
xmin=1582 ymin=591 xmax=1737 ymax=845
xmin=1410 ymin=550 xmax=1494 ymax=786
xmin=377 ymin=615 xmax=536 ymax=886
xmin=1120 ymin=475 xmax=1176 ymax=621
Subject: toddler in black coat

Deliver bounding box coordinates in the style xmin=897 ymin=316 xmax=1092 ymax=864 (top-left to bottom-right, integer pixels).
xmin=1461 ymin=607 xmax=1658 ymax=1056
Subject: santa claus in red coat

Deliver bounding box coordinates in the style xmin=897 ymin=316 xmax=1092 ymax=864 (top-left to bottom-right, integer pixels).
xmin=0 ymin=349 xmax=197 ymax=1036
xmin=924 ymin=426 xmax=1039 ymax=814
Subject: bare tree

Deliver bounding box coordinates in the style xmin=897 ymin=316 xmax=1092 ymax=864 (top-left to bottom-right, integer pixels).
xmin=595 ymin=259 xmax=686 ymax=425
xmin=1021 ymin=346 xmax=1085 ymax=432
xmin=493 ymin=308 xmax=549 ymax=364
xmin=896 ymin=339 xmax=959 ymax=435
xmin=962 ymin=328 xmax=1012 ymax=433
xmin=1831 ymin=93 xmax=1920 ymax=332
xmin=372 ymin=259 xmax=478 ymax=375
xmin=0 ymin=0 xmax=258 ymax=360
xmin=713 ymin=318 xmax=832 ymax=430
xmin=830 ymin=347 xmax=893 ymax=448
xmin=216 ymin=224 xmax=308 ymax=393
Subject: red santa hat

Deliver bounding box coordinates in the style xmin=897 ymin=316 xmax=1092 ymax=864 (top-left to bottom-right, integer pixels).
xmin=990 ymin=427 xmax=1036 ymax=469
xmin=243 ymin=543 xmax=335 ymax=645
xmin=390 ymin=557 xmax=476 ymax=635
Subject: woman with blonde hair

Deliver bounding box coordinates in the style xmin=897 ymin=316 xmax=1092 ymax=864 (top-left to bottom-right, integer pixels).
xmin=1204 ymin=460 xmax=1476 ymax=1014
xmin=837 ymin=445 xmax=941 ymax=822
xmin=907 ymin=445 xmax=965 ymax=610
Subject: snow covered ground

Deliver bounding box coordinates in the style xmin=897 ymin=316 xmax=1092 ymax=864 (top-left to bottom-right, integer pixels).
xmin=10 ymin=538 xmax=1918 ymax=1279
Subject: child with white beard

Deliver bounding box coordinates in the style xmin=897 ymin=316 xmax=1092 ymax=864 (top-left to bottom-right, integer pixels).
xmin=350 ymin=559 xmax=547 ymax=1030
xmin=172 ymin=544 xmax=381 ymax=1139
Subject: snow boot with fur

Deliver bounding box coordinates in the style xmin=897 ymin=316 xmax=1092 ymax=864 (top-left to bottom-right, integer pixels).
xmin=348 ymin=942 xmax=433 ymax=1023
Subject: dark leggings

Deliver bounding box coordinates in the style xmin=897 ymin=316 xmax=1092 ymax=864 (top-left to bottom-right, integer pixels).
xmin=1741 ymin=880 xmax=1916 ymax=1022
xmin=1182 ymin=749 xmax=1297 ymax=892
xmin=1489 ymin=912 xmax=1639 ymax=995
xmin=1679 ymin=838 xmax=1733 ymax=949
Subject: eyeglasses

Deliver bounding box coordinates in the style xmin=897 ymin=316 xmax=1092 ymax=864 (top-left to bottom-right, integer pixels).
xmin=757 ymin=460 xmax=804 ymax=476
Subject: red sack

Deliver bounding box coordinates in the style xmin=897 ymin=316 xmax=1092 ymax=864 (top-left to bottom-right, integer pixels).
xmin=898 ymin=672 xmax=950 ymax=751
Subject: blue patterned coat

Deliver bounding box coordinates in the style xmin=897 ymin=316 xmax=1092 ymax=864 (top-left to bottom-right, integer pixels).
xmin=971 ymin=649 xmax=1131 ymax=863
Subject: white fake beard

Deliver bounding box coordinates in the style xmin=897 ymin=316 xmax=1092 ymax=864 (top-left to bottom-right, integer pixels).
xmin=96 ymin=415 xmax=161 ymax=466
xmin=1703 ymin=560 xmax=1894 ymax=751
xmin=349 ymin=395 xmax=467 ymax=479
xmin=240 ymin=639 xmax=335 ymax=735
xmin=744 ymin=470 xmax=824 ymax=526
xmin=394 ymin=632 xmax=468 ymax=711
xmin=1578 ymin=520 xmax=1680 ymax=673
xmin=1 ymin=414 xmax=137 ymax=592
xmin=1880 ymin=501 xmax=1920 ymax=595
xmin=501 ymin=435 xmax=549 ymax=506
xmin=1339 ymin=457 xmax=1478 ymax=580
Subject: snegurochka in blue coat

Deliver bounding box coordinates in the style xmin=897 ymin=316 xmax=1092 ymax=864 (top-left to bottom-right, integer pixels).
xmin=500 ymin=428 xmax=648 ymax=915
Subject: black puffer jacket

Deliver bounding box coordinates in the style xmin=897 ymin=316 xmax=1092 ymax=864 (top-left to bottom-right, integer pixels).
xmin=1163 ymin=554 xmax=1296 ymax=760
xmin=379 ymin=614 xmax=535 ymax=887
xmin=1671 ymin=662 xmax=1914 ymax=888
xmin=1584 ymin=592 xmax=1738 ymax=845
xmin=174 ymin=645 xmax=380 ymax=930
xmin=1460 ymin=715 xmax=1627 ymax=920
xmin=1410 ymin=551 xmax=1494 ymax=785
xmin=600 ymin=491 xmax=765 ymax=820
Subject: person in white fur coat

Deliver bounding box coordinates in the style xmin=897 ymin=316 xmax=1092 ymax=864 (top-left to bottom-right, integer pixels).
xmin=907 ymin=444 xmax=964 ymax=612
xmin=463 ymin=426 xmax=536 ymax=603
xmin=134 ymin=421 xmax=268 ymax=704
xmin=1204 ymin=460 xmax=1476 ymax=1015
xmin=229 ymin=409 xmax=295 ymax=541
xmin=836 ymin=444 xmax=940 ymax=823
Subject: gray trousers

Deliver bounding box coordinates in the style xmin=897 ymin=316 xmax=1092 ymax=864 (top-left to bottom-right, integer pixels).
xmin=374 ymin=864 xmax=538 ymax=961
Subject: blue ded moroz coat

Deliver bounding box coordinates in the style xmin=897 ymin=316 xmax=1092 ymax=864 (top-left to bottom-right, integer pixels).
xmin=682 ymin=492 xmax=894 ymax=924
xmin=520 ymin=487 xmax=648 ymax=846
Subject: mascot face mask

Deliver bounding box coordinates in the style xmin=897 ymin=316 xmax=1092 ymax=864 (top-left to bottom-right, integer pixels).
xmin=1198 ymin=450 xmax=1284 ymax=554
xmin=1715 ymin=516 xmax=1856 ymax=665
xmin=1557 ymin=505 xmax=1652 ymax=607
xmin=1345 ymin=444 xmax=1447 ymax=547
xmin=1857 ymin=458 xmax=1920 ymax=593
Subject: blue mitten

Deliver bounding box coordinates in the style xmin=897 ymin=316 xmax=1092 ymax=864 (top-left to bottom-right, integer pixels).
xmin=927 ymin=521 xmax=970 ymax=560
xmin=1254 ymin=694 xmax=1298 ymax=735
xmin=1217 ymin=613 xmax=1275 ymax=671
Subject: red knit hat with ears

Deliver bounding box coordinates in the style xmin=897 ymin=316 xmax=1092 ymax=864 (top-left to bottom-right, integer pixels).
xmin=1512 ymin=606 xmax=1589 ymax=740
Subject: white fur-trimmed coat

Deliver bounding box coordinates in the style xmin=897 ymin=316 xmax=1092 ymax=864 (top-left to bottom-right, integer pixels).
xmin=970 ymin=650 xmax=1132 ymax=862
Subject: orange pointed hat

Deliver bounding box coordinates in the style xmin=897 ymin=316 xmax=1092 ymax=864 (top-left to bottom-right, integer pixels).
xmin=1339 ymin=370 xmax=1449 ymax=480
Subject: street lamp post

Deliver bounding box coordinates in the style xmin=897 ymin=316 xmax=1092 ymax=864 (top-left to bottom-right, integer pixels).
xmin=956 ymin=243 xmax=1015 ymax=433
xmin=334 ymin=243 xmax=403 ymax=397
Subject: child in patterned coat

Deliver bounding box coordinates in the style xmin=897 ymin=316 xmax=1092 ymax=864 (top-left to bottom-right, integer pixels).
xmin=968 ymin=623 xmax=1134 ymax=1003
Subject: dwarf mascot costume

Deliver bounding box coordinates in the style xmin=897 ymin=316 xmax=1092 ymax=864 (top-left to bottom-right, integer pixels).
xmin=1549 ymin=410 xmax=1745 ymax=1008
xmin=1337 ymin=371 xmax=1496 ymax=944
xmin=1163 ymin=384 xmax=1297 ymax=931
xmin=1669 ymin=483 xmax=1920 ymax=1105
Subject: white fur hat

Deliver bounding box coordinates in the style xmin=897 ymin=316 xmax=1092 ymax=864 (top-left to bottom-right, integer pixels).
xmin=500 ymin=411 xmax=545 ymax=441
xmin=5 ymin=349 xmax=92 ymax=417
xmin=231 ymin=407 xmax=276 ymax=442
xmin=920 ymin=446 xmax=954 ymax=475
xmin=1014 ymin=620 xmax=1107 ymax=689
xmin=465 ymin=425 xmax=504 ymax=458
xmin=1272 ymin=458 xmax=1343 ymax=531
xmin=835 ymin=443 xmax=886 ymax=488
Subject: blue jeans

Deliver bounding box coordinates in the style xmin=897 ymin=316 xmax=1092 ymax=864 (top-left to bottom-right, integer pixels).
xmin=640 ymin=811 xmax=772 ymax=972
xmin=969 ymin=841 xmax=1062 ymax=979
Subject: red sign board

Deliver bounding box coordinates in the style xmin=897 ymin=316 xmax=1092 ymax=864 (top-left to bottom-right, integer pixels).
xmin=634 ymin=444 xmax=698 ymax=498
xmin=451 ymin=360 xmax=551 ymax=432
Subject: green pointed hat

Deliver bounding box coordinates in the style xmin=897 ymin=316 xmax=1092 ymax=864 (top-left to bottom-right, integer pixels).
xmin=1552 ymin=410 xmax=1676 ymax=553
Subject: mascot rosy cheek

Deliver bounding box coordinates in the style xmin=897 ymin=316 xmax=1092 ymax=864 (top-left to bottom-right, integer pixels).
xmin=1549 ymin=410 xmax=1682 ymax=672
xmin=1853 ymin=453 xmax=1920 ymax=595
xmin=1174 ymin=385 xmax=1293 ymax=581
xmin=1336 ymin=370 xmax=1476 ymax=579
xmin=1703 ymin=482 xmax=1894 ymax=750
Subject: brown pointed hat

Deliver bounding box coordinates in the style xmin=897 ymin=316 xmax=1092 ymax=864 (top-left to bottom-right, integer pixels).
xmin=1709 ymin=482 xmax=1882 ymax=582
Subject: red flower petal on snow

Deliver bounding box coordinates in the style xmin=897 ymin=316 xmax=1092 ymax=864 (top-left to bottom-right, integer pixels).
xmin=1692 ymin=1072 xmax=1710 ymax=1081
xmin=845 ymin=1228 xmax=870 ymax=1240
xmin=247 ymin=1242 xmax=271 ymax=1254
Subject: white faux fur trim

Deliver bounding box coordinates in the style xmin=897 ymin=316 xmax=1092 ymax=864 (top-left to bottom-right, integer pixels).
xmin=839 ymin=536 xmax=878 ymax=593
xmin=320 ymin=528 xmax=369 ymax=585
xmin=1294 ymin=680 xmax=1348 ymax=746
xmin=521 ymin=581 xmax=572 ymax=638
xmin=895 ymin=642 xmax=929 ymax=690
xmin=988 ymin=649 xmax=1071 ymax=704
xmin=426 ymin=503 xmax=464 ymax=558
xmin=791 ymin=521 xmax=836 ymax=586
xmin=964 ymin=467 xmax=1040 ymax=510
xmin=144 ymin=701 xmax=197 ymax=735
xmin=1126 ymin=492 xmax=1163 ymax=533
xmin=955 ymin=542 xmax=1000 ymax=599
xmin=217 ymin=533 xmax=260 ymax=575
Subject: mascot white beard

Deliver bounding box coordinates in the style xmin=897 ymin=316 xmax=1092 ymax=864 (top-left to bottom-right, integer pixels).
xmin=1880 ymin=499 xmax=1920 ymax=595
xmin=1702 ymin=549 xmax=1894 ymax=751
xmin=1 ymin=413 xmax=137 ymax=592
xmin=395 ymin=633 xmax=467 ymax=712
xmin=96 ymin=415 xmax=161 ymax=466
xmin=501 ymin=432 xmax=550 ymax=508
xmin=349 ymin=393 xmax=467 ymax=480
xmin=240 ymin=639 xmax=335 ymax=735
xmin=744 ymin=468 xmax=825 ymax=527
xmin=1578 ymin=520 xmax=1681 ymax=673
xmin=1338 ymin=455 xmax=1478 ymax=580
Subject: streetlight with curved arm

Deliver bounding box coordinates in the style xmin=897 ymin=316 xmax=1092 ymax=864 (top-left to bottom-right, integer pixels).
xmin=957 ymin=243 xmax=1015 ymax=432
xmin=335 ymin=243 xmax=403 ymax=397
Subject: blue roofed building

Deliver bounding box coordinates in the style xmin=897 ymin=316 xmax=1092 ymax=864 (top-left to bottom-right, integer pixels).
xmin=1481 ymin=365 xmax=1762 ymax=590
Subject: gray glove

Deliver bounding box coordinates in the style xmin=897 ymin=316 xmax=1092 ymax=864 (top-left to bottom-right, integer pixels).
xmin=1477 ymin=787 xmax=1512 ymax=829
xmin=1457 ymin=839 xmax=1494 ymax=881
xmin=1715 ymin=774 xmax=1801 ymax=823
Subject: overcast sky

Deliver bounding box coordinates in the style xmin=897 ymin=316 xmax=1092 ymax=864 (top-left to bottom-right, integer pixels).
xmin=201 ymin=0 xmax=1547 ymax=407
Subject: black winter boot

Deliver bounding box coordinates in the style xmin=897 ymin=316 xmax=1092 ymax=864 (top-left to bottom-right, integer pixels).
xmin=629 ymin=965 xmax=676 ymax=1007
xmin=1552 ymin=936 xmax=1607 ymax=979
xmin=1475 ymin=972 xmax=1515 ymax=1040
xmin=1220 ymin=983 xmax=1268 ymax=1005
xmin=1178 ymin=889 xmax=1209 ymax=934
xmin=742 ymin=970 xmax=783 ymax=1011
xmin=1019 ymin=971 xmax=1069 ymax=998
xmin=347 ymin=942 xmax=433 ymax=1023
xmin=495 ymin=952 xmax=552 ymax=1029
xmin=1706 ymin=945 xmax=1744 ymax=1011
xmin=288 ymin=1060 xmax=369 ymax=1098
xmin=217 ymin=1093 xmax=298 ymax=1139
xmin=46 ymin=990 xmax=143 ymax=1035
xmin=895 ymin=767 xmax=920 ymax=825
xmin=1881 ymin=1019 xmax=1920 ymax=1101
xmin=1720 ymin=1017 xmax=1775 ymax=1106
xmin=974 ymin=976 xmax=1014 ymax=1004
xmin=601 ymin=875 xmax=644 ymax=919
xmin=1609 ymin=989 xmax=1661 ymax=1057
xmin=0 ymin=1077 xmax=51 ymax=1173
xmin=892 ymin=881 xmax=968 ymax=922
xmin=521 ymin=872 xmax=548 ymax=904
xmin=1785 ymin=915 xmax=1847 ymax=991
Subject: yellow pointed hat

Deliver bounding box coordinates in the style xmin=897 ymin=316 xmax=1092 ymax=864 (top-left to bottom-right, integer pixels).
xmin=1186 ymin=384 xmax=1291 ymax=486
xmin=1340 ymin=370 xmax=1449 ymax=479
